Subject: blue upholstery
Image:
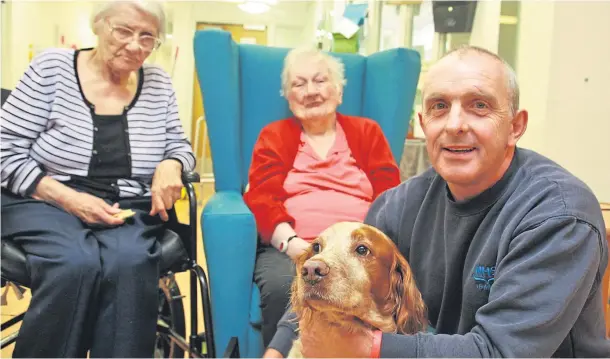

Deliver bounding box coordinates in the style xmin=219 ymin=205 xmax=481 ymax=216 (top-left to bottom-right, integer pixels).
xmin=195 ymin=28 xmax=421 ymax=358
xmin=200 ymin=191 xmax=258 ymax=355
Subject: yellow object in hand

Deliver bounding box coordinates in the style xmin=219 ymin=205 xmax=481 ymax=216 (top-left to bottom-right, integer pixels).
xmin=114 ymin=209 xmax=136 ymax=220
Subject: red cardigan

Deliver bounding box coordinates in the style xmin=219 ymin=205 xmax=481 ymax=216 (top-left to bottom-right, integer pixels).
xmin=243 ymin=113 xmax=401 ymax=244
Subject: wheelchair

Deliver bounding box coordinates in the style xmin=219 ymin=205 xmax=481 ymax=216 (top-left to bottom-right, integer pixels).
xmin=0 ymin=172 xmax=239 ymax=358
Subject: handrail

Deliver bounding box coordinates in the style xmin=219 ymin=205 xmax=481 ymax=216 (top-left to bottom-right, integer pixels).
xmin=193 ymin=116 xmax=214 ymax=182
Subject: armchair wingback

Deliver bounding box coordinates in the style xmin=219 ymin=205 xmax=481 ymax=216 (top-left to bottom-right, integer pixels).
xmin=194 ymin=28 xmax=421 ymax=358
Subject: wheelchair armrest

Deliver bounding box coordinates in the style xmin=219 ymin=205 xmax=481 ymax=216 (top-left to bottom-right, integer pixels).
xmin=159 ymin=228 xmax=190 ymax=274
xmin=201 ymin=191 xmax=257 ymax=355
xmin=1 ymin=239 xmax=30 ymax=287
xmin=179 ymin=171 xmax=199 ymax=260
xmin=182 ymin=171 xmax=200 ymax=184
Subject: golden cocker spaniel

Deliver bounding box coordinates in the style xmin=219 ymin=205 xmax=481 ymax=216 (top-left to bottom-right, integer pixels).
xmin=288 ymin=222 xmax=427 ymax=358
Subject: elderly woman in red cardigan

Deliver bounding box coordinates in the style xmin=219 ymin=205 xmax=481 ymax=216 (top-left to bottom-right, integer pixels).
xmin=243 ymin=47 xmax=401 ymax=346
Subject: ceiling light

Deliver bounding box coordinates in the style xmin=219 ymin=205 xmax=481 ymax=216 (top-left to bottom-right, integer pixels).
xmin=239 ymin=1 xmax=271 ymax=14
xmin=499 ymin=15 xmax=518 ymax=25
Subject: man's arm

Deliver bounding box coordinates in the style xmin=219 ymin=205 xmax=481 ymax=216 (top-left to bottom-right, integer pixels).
xmin=265 ymin=308 xmax=298 ymax=357
xmin=364 ymin=185 xmax=403 ymax=241
xmin=379 ymin=216 xmax=608 ymax=357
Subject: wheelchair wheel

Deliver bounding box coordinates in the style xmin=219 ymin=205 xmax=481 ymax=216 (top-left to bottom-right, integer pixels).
xmin=155 ymin=275 xmax=186 ymax=358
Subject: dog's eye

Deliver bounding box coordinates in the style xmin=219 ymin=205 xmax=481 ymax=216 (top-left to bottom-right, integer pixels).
xmin=312 ymin=243 xmax=321 ymax=253
xmin=355 ymin=245 xmax=370 ymax=256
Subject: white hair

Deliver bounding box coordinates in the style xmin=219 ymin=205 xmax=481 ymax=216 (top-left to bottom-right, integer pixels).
xmin=90 ymin=0 xmax=166 ymax=38
xmin=281 ymin=46 xmax=347 ymax=97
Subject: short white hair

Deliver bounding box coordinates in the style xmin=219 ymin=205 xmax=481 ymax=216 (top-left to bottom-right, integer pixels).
xmin=90 ymin=0 xmax=166 ymax=38
xmin=281 ymin=46 xmax=347 ymax=97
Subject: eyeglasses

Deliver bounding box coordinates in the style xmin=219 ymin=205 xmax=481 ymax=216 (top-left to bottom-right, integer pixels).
xmin=108 ymin=22 xmax=162 ymax=52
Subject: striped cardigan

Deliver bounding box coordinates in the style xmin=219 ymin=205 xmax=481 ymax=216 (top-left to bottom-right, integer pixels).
xmin=1 ymin=48 xmax=196 ymax=198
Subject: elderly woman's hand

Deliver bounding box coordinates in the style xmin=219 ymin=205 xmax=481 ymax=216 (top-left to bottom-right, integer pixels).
xmin=32 ymin=176 xmax=125 ymax=226
xmin=286 ymin=237 xmax=311 ymax=261
xmin=150 ymin=159 xmax=183 ymax=221
xmin=64 ymin=192 xmax=125 ymax=226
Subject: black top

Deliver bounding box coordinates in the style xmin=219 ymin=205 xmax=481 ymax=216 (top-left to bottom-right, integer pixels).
xmin=89 ymin=113 xmax=131 ymax=179
xmin=63 ymin=48 xmax=143 ymax=200
xmin=65 ymin=112 xmax=133 ymax=200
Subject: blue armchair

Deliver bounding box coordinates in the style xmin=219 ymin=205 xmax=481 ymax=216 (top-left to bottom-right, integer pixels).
xmin=194 ymin=28 xmax=421 ymax=358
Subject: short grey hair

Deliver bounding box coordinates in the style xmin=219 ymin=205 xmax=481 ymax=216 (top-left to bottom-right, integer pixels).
xmin=444 ymin=45 xmax=520 ymax=115
xmin=281 ymin=46 xmax=347 ymax=97
xmin=91 ymin=0 xmax=166 ymax=38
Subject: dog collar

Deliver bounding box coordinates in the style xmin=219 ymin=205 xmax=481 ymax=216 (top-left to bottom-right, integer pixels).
xmin=370 ymin=330 xmax=382 ymax=358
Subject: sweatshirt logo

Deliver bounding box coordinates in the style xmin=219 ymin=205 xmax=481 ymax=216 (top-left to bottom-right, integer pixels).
xmin=473 ymin=265 xmax=495 ymax=291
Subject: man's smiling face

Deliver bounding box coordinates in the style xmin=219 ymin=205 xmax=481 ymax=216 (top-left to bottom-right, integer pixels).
xmin=419 ymin=51 xmax=527 ymax=200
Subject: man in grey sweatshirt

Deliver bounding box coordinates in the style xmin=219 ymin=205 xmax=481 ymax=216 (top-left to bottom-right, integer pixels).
xmin=263 ymin=46 xmax=610 ymax=357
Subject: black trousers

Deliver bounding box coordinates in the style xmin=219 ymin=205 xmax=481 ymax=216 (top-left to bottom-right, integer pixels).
xmin=253 ymin=245 xmax=296 ymax=347
xmin=1 ymin=191 xmax=165 ymax=358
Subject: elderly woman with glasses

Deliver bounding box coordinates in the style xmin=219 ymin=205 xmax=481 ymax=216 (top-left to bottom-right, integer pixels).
xmin=0 ymin=1 xmax=194 ymax=357
xmin=243 ymin=47 xmax=401 ymax=348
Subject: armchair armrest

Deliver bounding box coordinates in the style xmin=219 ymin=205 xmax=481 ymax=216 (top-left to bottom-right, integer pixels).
xmin=202 ymin=191 xmax=257 ymax=357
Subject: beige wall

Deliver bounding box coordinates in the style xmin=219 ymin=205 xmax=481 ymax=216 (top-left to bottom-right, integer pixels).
xmin=516 ymin=1 xmax=610 ymax=202
xmin=1 ymin=0 xmax=315 ymax=136
xmin=544 ymin=1 xmax=610 ymax=202
xmin=454 ymin=0 xmax=610 ymax=202
xmin=167 ymin=1 xmax=314 ymax=136
xmin=468 ymin=0 xmax=501 ymax=52
xmin=1 ymin=1 xmax=104 ymax=89
xmin=514 ymin=1 xmax=556 ymax=155
xmin=2 ymin=0 xmax=608 ymax=201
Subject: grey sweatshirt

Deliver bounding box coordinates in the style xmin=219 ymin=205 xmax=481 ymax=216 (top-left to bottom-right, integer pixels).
xmin=268 ymin=148 xmax=610 ymax=357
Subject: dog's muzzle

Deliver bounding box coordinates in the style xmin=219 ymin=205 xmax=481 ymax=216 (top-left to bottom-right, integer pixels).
xmin=301 ymin=259 xmax=329 ymax=285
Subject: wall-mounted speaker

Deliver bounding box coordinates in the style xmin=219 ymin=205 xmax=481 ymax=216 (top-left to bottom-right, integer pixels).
xmin=1 ymin=89 xmax=11 ymax=107
xmin=432 ymin=1 xmax=478 ymax=33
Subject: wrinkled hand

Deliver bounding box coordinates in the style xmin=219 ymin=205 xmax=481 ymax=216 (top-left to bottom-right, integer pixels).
xmin=64 ymin=192 xmax=124 ymax=226
xmin=150 ymin=160 xmax=183 ymax=221
xmin=286 ymin=237 xmax=311 ymax=261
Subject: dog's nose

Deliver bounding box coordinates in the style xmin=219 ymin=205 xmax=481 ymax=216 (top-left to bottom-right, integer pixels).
xmin=302 ymin=260 xmax=329 ymax=283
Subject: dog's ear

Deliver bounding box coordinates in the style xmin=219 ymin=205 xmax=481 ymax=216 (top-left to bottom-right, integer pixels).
xmin=389 ymin=252 xmax=427 ymax=334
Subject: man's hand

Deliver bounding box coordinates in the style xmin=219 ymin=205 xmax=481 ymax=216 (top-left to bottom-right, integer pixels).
xmin=286 ymin=237 xmax=311 ymax=261
xmin=262 ymin=348 xmax=284 ymax=358
xmin=150 ymin=159 xmax=183 ymax=221
xmin=63 ymin=192 xmax=124 ymax=226
xmin=300 ymin=327 xmax=374 ymax=358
